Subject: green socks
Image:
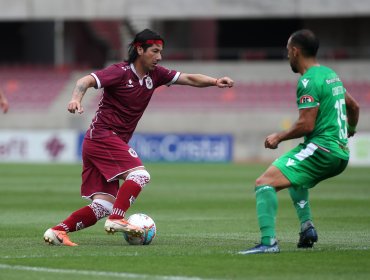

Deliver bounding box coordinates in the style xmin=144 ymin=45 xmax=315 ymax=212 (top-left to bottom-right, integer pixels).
xmin=255 ymin=185 xmax=312 ymax=245
xmin=255 ymin=185 xmax=278 ymax=245
xmin=288 ymin=187 xmax=312 ymax=227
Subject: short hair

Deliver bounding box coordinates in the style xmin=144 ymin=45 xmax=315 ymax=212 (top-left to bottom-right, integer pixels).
xmin=127 ymin=29 xmax=165 ymax=63
xmin=290 ymin=29 xmax=319 ymax=58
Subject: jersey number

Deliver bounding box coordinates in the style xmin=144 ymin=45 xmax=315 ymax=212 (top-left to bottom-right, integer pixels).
xmin=334 ymin=99 xmax=347 ymax=139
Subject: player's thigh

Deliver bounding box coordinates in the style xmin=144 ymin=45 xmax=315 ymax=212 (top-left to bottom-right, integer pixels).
xmin=256 ymin=165 xmax=291 ymax=189
xmin=315 ymin=152 xmax=348 ymax=183
xmin=81 ymin=163 xmax=119 ymax=200
xmin=273 ymin=143 xmax=347 ymax=189
xmin=83 ymin=135 xmax=144 ymax=182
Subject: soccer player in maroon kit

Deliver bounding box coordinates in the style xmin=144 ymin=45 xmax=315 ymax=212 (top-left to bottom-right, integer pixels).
xmin=44 ymin=29 xmax=234 ymax=246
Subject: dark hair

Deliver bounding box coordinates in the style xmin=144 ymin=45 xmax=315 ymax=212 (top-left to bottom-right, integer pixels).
xmin=290 ymin=29 xmax=319 ymax=57
xmin=127 ymin=29 xmax=165 ymax=63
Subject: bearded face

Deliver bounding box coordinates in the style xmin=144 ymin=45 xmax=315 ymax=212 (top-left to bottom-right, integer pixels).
xmin=290 ymin=58 xmax=299 ymax=73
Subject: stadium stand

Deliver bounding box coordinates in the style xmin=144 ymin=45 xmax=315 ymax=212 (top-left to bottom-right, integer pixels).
xmin=86 ymin=80 xmax=370 ymax=112
xmin=88 ymin=21 xmax=122 ymax=60
xmin=148 ymin=82 xmax=295 ymax=110
xmin=2 ymin=65 xmax=369 ymax=114
xmin=346 ymin=80 xmax=370 ymax=105
xmin=87 ymin=79 xmax=369 ymax=111
xmin=0 ymin=66 xmax=71 ymax=112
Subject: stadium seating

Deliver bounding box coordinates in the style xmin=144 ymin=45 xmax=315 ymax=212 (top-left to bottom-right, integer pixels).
xmin=345 ymin=80 xmax=370 ymax=105
xmin=0 ymin=66 xmax=71 ymax=111
xmin=147 ymin=81 xmax=370 ymax=110
xmin=2 ymin=66 xmax=369 ymax=113
xmin=88 ymin=21 xmax=122 ymax=60
xmin=87 ymin=80 xmax=370 ymax=111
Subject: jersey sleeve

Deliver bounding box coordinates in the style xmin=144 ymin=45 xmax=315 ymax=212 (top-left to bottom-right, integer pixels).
xmin=90 ymin=64 xmax=125 ymax=89
xmin=296 ymin=77 xmax=320 ymax=109
xmin=153 ymin=65 xmax=180 ymax=88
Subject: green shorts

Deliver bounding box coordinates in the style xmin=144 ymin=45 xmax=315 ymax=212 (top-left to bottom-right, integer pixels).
xmin=272 ymin=142 xmax=348 ymax=189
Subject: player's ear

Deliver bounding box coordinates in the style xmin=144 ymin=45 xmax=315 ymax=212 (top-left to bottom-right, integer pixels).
xmin=137 ymin=46 xmax=144 ymax=56
xmin=292 ymin=46 xmax=299 ymax=57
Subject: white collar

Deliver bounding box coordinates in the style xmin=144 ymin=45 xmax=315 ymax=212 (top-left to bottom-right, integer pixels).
xmin=130 ymin=63 xmax=148 ymax=85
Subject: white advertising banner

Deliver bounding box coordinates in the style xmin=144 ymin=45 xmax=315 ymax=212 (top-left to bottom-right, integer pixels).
xmin=0 ymin=130 xmax=79 ymax=163
xmin=348 ymin=133 xmax=370 ymax=166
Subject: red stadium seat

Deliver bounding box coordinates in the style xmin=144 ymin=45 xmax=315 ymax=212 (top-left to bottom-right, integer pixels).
xmin=0 ymin=66 xmax=71 ymax=112
xmin=87 ymin=80 xmax=370 ymax=111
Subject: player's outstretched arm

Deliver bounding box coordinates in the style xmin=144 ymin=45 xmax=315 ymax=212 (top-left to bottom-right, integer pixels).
xmin=68 ymin=75 xmax=97 ymax=114
xmin=345 ymin=91 xmax=360 ymax=137
xmin=175 ymin=73 xmax=233 ymax=88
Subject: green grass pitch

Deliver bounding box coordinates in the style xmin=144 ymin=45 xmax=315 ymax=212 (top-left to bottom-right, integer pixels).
xmin=0 ymin=163 xmax=369 ymax=280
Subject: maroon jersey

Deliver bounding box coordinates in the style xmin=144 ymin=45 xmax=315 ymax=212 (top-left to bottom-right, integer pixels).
xmin=87 ymin=62 xmax=180 ymax=142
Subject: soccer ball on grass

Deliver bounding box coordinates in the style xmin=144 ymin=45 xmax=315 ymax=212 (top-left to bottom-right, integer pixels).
xmin=123 ymin=213 xmax=156 ymax=245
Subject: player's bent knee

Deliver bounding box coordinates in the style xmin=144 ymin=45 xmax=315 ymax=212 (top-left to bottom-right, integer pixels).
xmin=126 ymin=169 xmax=151 ymax=188
xmin=255 ymin=176 xmax=266 ymax=187
xmin=89 ymin=198 xmax=113 ymax=220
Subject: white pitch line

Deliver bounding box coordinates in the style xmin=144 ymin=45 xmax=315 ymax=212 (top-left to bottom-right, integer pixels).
xmin=0 ymin=264 xmax=213 ymax=280
xmin=0 ymin=252 xmax=140 ymax=259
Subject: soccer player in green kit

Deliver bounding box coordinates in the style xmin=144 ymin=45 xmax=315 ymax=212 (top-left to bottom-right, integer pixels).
xmin=239 ymin=29 xmax=360 ymax=254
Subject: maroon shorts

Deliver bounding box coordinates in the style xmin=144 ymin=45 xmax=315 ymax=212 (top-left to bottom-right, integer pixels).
xmin=81 ymin=134 xmax=143 ymax=199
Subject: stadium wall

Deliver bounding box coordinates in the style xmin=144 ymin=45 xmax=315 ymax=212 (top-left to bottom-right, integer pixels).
xmin=1 ymin=0 xmax=370 ymax=20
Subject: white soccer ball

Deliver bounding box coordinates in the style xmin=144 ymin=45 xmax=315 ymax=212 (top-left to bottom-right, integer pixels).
xmin=123 ymin=213 xmax=156 ymax=245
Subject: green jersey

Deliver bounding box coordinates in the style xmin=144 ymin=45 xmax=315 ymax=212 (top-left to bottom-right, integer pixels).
xmin=296 ymin=65 xmax=349 ymax=160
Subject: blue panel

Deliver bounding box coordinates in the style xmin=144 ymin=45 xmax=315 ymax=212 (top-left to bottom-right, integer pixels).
xmin=129 ymin=133 xmax=233 ymax=162
xmin=77 ymin=132 xmax=85 ymax=160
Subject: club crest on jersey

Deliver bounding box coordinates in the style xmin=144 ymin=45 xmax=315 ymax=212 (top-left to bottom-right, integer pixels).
xmin=300 ymin=95 xmax=314 ymax=104
xmin=145 ymin=77 xmax=153 ymax=89
xmin=126 ymin=79 xmax=134 ymax=88
xmin=128 ymin=148 xmax=138 ymax=158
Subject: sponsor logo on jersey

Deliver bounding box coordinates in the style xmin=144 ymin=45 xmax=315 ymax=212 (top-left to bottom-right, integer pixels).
xmin=301 ymin=78 xmax=310 ymax=88
xmin=326 ymin=77 xmax=341 ymax=84
xmin=299 ymin=95 xmax=314 ymax=104
xmin=128 ymin=148 xmax=138 ymax=158
xmin=145 ymin=77 xmax=153 ymax=89
xmin=286 ymin=158 xmax=296 ymax=166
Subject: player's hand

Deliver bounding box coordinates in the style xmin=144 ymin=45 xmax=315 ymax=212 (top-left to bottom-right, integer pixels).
xmin=216 ymin=77 xmax=234 ymax=88
xmin=347 ymin=124 xmax=356 ymax=138
xmin=0 ymin=100 xmax=9 ymax=114
xmin=265 ymin=133 xmax=281 ymax=149
xmin=68 ymin=100 xmax=84 ymax=114
xmin=347 ymin=130 xmax=356 ymax=138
